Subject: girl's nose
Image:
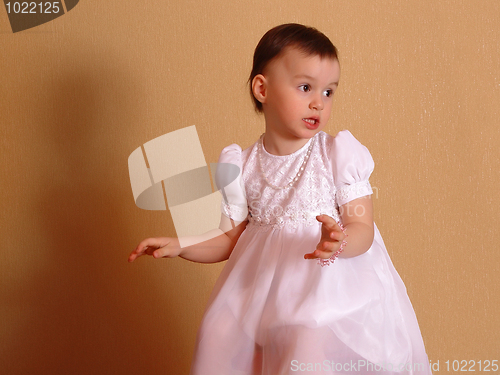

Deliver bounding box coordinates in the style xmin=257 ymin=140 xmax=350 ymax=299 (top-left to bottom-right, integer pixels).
xmin=309 ymin=95 xmax=324 ymax=110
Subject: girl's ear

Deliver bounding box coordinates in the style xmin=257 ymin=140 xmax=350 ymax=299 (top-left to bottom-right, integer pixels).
xmin=252 ymin=74 xmax=267 ymax=105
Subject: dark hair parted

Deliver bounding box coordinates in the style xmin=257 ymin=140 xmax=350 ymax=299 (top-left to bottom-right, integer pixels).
xmin=249 ymin=23 xmax=339 ymax=112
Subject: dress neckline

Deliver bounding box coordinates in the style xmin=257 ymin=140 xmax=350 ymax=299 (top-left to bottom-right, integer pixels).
xmin=260 ymin=132 xmax=320 ymax=158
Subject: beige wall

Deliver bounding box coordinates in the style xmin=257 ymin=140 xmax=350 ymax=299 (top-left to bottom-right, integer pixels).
xmin=1 ymin=1 xmax=499 ymax=374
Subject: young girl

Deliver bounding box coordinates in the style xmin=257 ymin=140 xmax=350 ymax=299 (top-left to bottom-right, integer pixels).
xmin=129 ymin=24 xmax=432 ymax=375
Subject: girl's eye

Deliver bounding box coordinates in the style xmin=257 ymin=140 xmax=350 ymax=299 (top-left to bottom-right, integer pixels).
xmin=299 ymin=84 xmax=310 ymax=92
xmin=323 ymin=89 xmax=333 ymax=97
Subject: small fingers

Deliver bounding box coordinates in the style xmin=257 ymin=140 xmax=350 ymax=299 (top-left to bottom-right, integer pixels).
xmin=304 ymin=249 xmax=334 ymax=260
xmin=128 ymin=251 xmax=139 ymax=262
xmin=128 ymin=238 xmax=160 ymax=262
xmin=329 ymin=230 xmax=345 ymax=241
xmin=319 ymin=238 xmax=341 ymax=253
xmin=129 ymin=237 xmax=179 ymax=262
xmin=317 ymin=214 xmax=343 ymax=232
xmin=316 ymin=214 xmax=335 ymax=226
xmin=152 ymin=245 xmax=177 ymax=259
xmin=128 ymin=245 xmax=143 ymax=262
xmin=128 ymin=248 xmax=146 ymax=262
xmin=304 ymin=250 xmax=320 ymax=259
xmin=309 ymin=240 xmax=340 ymax=256
xmin=304 ymin=240 xmax=340 ymax=260
xmin=152 ymin=248 xmax=166 ymax=259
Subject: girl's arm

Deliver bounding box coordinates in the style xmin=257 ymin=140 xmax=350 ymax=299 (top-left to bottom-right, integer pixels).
xmin=304 ymin=195 xmax=374 ymax=260
xmin=128 ymin=214 xmax=248 ymax=264
xmin=337 ymin=195 xmax=374 ymax=258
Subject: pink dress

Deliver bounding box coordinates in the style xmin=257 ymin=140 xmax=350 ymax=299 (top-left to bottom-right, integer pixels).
xmin=190 ymin=131 xmax=432 ymax=375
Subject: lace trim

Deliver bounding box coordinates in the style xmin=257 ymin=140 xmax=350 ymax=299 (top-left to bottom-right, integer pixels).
xmin=336 ymin=180 xmax=373 ymax=206
xmin=247 ymin=209 xmax=340 ymax=231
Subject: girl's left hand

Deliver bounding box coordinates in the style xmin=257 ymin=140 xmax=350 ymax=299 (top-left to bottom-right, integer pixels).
xmin=304 ymin=214 xmax=346 ymax=260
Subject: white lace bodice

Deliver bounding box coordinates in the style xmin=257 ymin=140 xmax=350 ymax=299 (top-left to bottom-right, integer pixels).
xmin=218 ymin=130 xmax=374 ymax=231
xmin=242 ymin=132 xmax=338 ymax=230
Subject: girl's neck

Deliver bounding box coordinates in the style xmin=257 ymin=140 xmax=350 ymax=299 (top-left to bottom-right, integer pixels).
xmin=262 ymin=131 xmax=313 ymax=156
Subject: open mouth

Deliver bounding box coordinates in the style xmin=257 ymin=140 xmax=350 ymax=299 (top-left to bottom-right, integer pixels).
xmin=303 ymin=118 xmax=320 ymax=129
xmin=303 ymin=118 xmax=317 ymax=125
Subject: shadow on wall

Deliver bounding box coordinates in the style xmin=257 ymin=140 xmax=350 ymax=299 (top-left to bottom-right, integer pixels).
xmin=3 ymin=55 xmax=202 ymax=374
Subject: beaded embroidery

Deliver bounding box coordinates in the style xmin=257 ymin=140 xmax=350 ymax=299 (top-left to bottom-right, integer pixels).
xmin=242 ymin=132 xmax=339 ymax=231
xmin=222 ymin=132 xmax=373 ymax=234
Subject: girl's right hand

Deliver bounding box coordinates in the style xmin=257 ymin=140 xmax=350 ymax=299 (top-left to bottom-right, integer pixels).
xmin=128 ymin=237 xmax=181 ymax=262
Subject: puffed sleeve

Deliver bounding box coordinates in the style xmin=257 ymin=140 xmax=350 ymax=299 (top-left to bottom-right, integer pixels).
xmin=215 ymin=144 xmax=249 ymax=222
xmin=330 ymin=130 xmax=374 ymax=206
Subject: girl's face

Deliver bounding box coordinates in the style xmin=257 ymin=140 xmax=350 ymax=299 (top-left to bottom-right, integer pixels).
xmin=254 ymin=47 xmax=340 ymax=144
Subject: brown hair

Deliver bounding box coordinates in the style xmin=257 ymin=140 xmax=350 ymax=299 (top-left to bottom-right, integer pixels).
xmin=249 ymin=23 xmax=339 ymax=112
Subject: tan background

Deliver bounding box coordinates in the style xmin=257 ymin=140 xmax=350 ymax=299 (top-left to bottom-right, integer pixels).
xmin=1 ymin=1 xmax=499 ymax=374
